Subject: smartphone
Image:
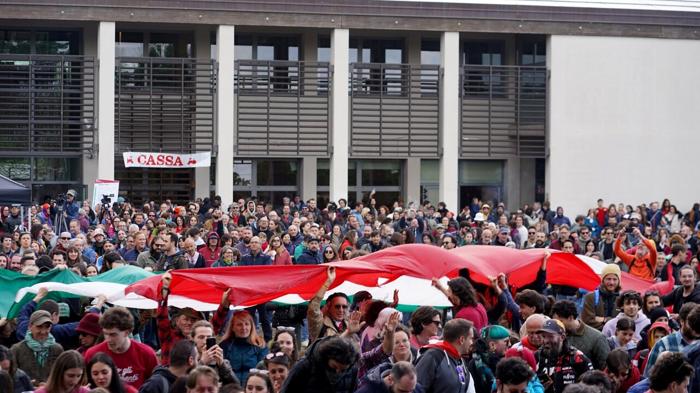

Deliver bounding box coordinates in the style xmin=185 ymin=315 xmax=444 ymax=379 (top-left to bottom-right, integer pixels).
xmin=206 ymin=337 xmax=217 ymax=349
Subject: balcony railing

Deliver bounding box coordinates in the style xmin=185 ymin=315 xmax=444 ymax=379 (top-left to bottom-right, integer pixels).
xmin=461 ymin=65 xmax=547 ymax=158
xmin=350 ymin=63 xmax=440 ymax=157
xmin=0 ymin=54 xmax=96 ymax=154
xmin=235 ymin=60 xmax=331 ymax=156
xmin=115 ymin=57 xmax=217 ymax=154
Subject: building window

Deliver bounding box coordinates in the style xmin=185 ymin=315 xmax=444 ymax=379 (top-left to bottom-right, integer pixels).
xmin=0 ymin=29 xmax=80 ymax=55
xmin=518 ymin=36 xmax=546 ymax=66
xmin=349 ymin=160 xmax=402 ymax=207
xmin=462 ymin=41 xmax=505 ymax=66
xmin=420 ymin=159 xmax=439 ymax=205
xmin=459 ymin=160 xmax=504 ymax=208
xmin=232 ymin=159 xmax=299 ymax=205
xmin=0 ymin=157 xmax=82 ymax=203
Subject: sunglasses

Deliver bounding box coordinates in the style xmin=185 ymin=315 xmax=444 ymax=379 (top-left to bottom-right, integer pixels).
xmin=324 ymin=250 xmax=334 ymax=254
xmin=61 ymin=237 xmax=71 ymax=240
xmin=428 ymin=320 xmax=442 ymax=327
xmin=276 ymin=326 xmax=296 ymax=333
xmin=333 ymin=304 xmax=349 ymax=310
xmin=248 ymin=368 xmax=269 ymax=376
xmin=265 ymin=351 xmax=286 ymax=360
xmin=528 ymin=231 xmax=536 ymax=235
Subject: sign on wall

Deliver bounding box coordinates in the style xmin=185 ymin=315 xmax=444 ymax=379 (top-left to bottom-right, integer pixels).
xmin=122 ymin=152 xmax=212 ymax=168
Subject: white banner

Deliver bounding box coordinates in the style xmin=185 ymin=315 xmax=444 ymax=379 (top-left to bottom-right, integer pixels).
xmin=92 ymin=180 xmax=120 ymax=209
xmin=122 ymin=152 xmax=211 ymax=168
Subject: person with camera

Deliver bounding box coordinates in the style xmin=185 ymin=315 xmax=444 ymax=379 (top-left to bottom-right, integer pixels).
xmin=614 ymin=226 xmax=657 ymax=281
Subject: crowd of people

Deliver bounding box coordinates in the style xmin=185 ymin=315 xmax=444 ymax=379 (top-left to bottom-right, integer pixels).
xmin=1 ymin=191 xmax=700 ymax=393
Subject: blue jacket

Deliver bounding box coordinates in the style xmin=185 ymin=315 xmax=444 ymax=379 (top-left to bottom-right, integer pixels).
xmin=240 ymin=251 xmax=272 ymax=266
xmin=64 ymin=201 xmax=80 ymax=221
xmin=296 ymin=249 xmax=322 ymax=265
xmin=684 ymin=340 xmax=700 ymax=393
xmin=220 ymin=337 xmax=268 ymax=383
xmin=16 ymin=300 xmax=99 ymax=348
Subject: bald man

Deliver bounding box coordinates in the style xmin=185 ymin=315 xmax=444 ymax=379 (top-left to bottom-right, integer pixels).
xmin=182 ymin=238 xmax=205 ymax=268
xmin=517 ymin=313 xmax=548 ymax=352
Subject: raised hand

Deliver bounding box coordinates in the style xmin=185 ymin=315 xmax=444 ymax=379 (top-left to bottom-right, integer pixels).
xmin=221 ymin=288 xmax=232 ymax=309
xmin=346 ymin=310 xmax=365 ymax=334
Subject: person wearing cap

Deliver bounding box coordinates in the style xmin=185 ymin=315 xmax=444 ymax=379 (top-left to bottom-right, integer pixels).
xmin=614 ymin=226 xmax=657 ymax=281
xmin=11 ymin=310 xmax=64 ymax=384
xmin=75 ymin=312 xmax=101 ymax=354
xmin=581 ymin=264 xmax=622 ymax=330
xmin=493 ymin=227 xmax=511 ymax=247
xmin=157 ymin=271 xmax=204 ymax=365
xmin=535 ymin=319 xmax=593 ymax=393
xmin=62 ymin=189 xmax=81 ymax=221
xmin=199 ymin=231 xmax=221 ymax=267
xmin=307 ymin=266 xmax=357 ymax=343
xmin=16 ymin=287 xmax=105 ymax=348
xmin=296 ymin=236 xmax=322 ymax=265
xmin=468 ymin=325 xmax=511 ymax=393
xmin=552 ymin=300 xmax=610 ymax=371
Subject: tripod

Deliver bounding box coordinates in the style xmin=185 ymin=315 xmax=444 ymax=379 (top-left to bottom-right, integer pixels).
xmin=53 ymin=204 xmax=68 ymax=235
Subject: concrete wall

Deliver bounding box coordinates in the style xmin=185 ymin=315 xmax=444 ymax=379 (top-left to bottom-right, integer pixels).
xmin=548 ymin=35 xmax=700 ymax=215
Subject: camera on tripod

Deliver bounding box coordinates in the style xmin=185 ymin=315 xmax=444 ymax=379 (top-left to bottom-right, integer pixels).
xmin=101 ymin=194 xmax=112 ymax=210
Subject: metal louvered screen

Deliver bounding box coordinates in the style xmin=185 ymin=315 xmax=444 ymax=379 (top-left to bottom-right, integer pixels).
xmin=0 ymin=55 xmax=95 ymax=154
xmin=235 ymin=60 xmax=331 ymax=157
xmin=350 ymin=63 xmax=440 ymax=157
xmin=115 ymin=57 xmax=216 ymax=154
xmin=461 ymin=65 xmax=546 ymax=158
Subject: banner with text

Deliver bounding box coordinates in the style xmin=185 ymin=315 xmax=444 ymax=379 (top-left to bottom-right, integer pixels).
xmin=122 ymin=152 xmax=211 ymax=168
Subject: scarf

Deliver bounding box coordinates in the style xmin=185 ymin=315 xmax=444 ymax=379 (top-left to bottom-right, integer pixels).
xmin=25 ymin=331 xmax=56 ymax=367
xmin=424 ymin=340 xmax=461 ymax=359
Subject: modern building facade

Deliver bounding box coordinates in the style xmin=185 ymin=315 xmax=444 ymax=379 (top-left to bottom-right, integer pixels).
xmin=0 ymin=0 xmax=698 ymax=214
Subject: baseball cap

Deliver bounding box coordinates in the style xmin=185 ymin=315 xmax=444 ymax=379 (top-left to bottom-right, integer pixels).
xmin=93 ymin=228 xmax=105 ymax=237
xmin=66 ymin=189 xmax=77 ymax=197
xmin=499 ymin=227 xmax=510 ymax=234
xmin=538 ymin=319 xmax=565 ymax=335
xmin=481 ymin=325 xmax=510 ymax=340
xmin=305 ymin=235 xmax=320 ymax=243
xmin=30 ymin=310 xmax=53 ymax=326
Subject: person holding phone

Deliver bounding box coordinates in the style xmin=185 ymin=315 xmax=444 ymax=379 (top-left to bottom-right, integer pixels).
xmin=614 ymin=226 xmax=657 ymax=281
xmin=189 ymin=313 xmax=240 ymax=387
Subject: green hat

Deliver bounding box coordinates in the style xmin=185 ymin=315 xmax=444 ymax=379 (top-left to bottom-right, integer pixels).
xmin=481 ymin=325 xmax=510 ymax=341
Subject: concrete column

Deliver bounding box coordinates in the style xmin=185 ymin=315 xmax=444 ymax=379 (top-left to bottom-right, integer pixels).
xmin=302 ymin=157 xmax=318 ymax=201
xmin=329 ymin=28 xmax=349 ymax=203
xmin=405 ymin=157 xmax=421 ymax=206
xmin=504 ymin=158 xmax=520 ymax=209
xmin=194 ymin=27 xmax=211 ymax=199
xmin=97 ymin=21 xmax=115 ymax=181
xmin=519 ymin=158 xmax=536 ymax=206
xmin=302 ymin=31 xmax=318 ymax=96
xmin=216 ymin=25 xmax=235 ymax=206
xmin=82 ymin=23 xmax=99 ymax=199
xmin=439 ymin=32 xmax=460 ymax=212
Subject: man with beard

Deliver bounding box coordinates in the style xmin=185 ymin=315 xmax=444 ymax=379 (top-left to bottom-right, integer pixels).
xmin=416 ymin=318 xmax=475 ymax=393
xmin=581 ymin=264 xmax=621 ymax=330
xmin=155 ymin=233 xmax=188 ymax=271
xmin=524 ymin=228 xmax=538 ymax=249
xmin=644 ymin=302 xmax=700 ymax=377
xmin=661 ymin=265 xmax=700 ymax=314
xmin=551 ymin=300 xmax=609 ymax=371
xmin=535 ymin=319 xmax=593 ymax=393
xmin=136 ymin=236 xmax=164 ymax=270
xmin=515 ymin=314 xmax=547 ymax=352
xmin=468 ymin=325 xmax=511 ymax=393
xmin=615 ymin=227 xmax=657 ymax=281
xmin=234 ymin=226 xmax=253 ymax=257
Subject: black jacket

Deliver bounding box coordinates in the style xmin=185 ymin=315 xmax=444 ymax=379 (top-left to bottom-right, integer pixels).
xmin=661 ymin=285 xmax=700 ymax=314
xmin=280 ymin=337 xmax=358 ymax=393
xmin=138 ymin=366 xmax=178 ymax=393
xmin=356 ymin=362 xmax=425 ymax=393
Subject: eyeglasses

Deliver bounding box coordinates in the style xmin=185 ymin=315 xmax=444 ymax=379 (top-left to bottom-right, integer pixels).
xmin=265 ymin=352 xmax=286 ymax=360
